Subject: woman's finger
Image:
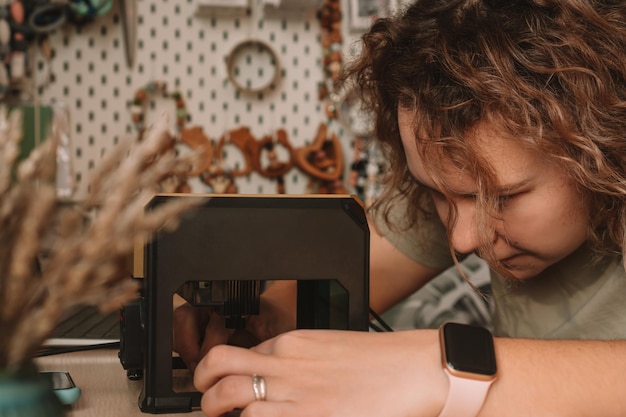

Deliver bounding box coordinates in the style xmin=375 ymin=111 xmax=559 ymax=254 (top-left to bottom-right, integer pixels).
xmin=194 ymin=345 xmax=279 ymax=392
xmin=200 ymin=375 xmax=256 ymax=417
xmin=200 ymin=374 xmax=294 ymax=417
xmin=239 ymin=400 xmax=298 ymax=417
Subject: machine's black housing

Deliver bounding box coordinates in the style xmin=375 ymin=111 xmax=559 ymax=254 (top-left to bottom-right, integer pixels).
xmin=136 ymin=194 xmax=370 ymax=413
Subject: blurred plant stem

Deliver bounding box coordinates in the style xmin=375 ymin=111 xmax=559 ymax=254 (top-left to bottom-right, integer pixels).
xmin=0 ymin=107 xmax=199 ymax=370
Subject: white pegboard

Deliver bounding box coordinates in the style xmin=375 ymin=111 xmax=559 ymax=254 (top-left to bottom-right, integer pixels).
xmin=36 ymin=0 xmax=366 ymax=199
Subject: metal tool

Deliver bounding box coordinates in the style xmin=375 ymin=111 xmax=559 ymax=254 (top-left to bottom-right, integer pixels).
xmin=119 ymin=0 xmax=136 ymax=68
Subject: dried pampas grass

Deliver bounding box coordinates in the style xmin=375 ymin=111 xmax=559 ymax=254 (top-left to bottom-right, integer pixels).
xmin=0 ymin=107 xmax=199 ymax=370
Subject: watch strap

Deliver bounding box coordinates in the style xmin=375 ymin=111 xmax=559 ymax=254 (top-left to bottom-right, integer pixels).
xmin=438 ymin=370 xmax=494 ymax=417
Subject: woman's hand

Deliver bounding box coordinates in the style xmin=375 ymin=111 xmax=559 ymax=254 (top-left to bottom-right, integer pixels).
xmin=173 ymin=280 xmax=298 ymax=373
xmin=173 ymin=303 xmax=231 ymax=373
xmin=193 ymin=329 xmax=447 ymax=417
xmin=245 ymin=280 xmax=297 ymax=342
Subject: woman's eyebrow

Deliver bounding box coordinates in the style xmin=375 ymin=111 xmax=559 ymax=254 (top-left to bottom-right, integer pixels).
xmin=495 ymin=178 xmax=533 ymax=194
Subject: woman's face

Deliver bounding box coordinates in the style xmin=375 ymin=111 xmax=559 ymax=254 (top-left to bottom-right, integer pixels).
xmin=398 ymin=108 xmax=590 ymax=280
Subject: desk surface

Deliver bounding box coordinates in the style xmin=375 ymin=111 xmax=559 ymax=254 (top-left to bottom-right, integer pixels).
xmin=36 ymin=349 xmax=206 ymax=417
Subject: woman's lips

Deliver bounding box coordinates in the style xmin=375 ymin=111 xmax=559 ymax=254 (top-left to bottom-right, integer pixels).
xmin=499 ymin=253 xmax=525 ymax=268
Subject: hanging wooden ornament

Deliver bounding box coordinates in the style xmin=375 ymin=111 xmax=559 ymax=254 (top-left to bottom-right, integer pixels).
xmin=214 ymin=127 xmax=256 ymax=177
xmin=160 ymin=173 xmax=192 ymax=193
xmin=251 ymin=128 xmax=294 ymax=178
xmin=250 ymin=128 xmax=295 ymax=194
xmin=200 ymin=165 xmax=239 ymax=194
xmin=294 ymin=122 xmax=343 ymax=183
xmin=179 ymin=125 xmax=214 ymax=176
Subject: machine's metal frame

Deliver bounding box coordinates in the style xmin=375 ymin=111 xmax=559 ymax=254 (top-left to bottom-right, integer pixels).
xmin=138 ymin=194 xmax=370 ymax=413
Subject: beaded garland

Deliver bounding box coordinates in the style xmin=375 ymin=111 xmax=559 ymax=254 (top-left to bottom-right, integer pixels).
xmin=290 ymin=0 xmax=346 ymax=195
xmin=128 ymin=81 xmax=192 ymax=193
xmin=130 ymin=81 xmax=188 ymax=138
xmin=317 ymin=0 xmax=343 ymax=121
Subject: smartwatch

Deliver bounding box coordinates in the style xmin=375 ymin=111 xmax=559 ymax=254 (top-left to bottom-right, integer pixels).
xmin=438 ymin=322 xmax=497 ymax=417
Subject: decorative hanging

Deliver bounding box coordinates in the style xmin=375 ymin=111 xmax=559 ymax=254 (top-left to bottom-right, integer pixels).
xmin=129 ymin=80 xmax=191 ymax=192
xmin=349 ymin=136 xmax=369 ymax=202
xmin=251 ymin=128 xmax=295 ymax=194
xmin=316 ymin=0 xmax=387 ymax=202
xmin=200 ymin=166 xmax=239 ymax=194
xmin=179 ymin=125 xmax=214 ymax=176
xmin=317 ymin=0 xmax=343 ymax=121
xmin=308 ymin=0 xmax=351 ymax=194
xmin=198 ymin=126 xmax=257 ymax=194
xmin=213 ymin=126 xmax=256 ymax=177
xmin=349 ymin=136 xmax=385 ymax=205
xmin=294 ymin=122 xmax=347 ymax=194
xmin=130 ymin=81 xmax=187 ymax=140
xmin=225 ymin=38 xmax=282 ymax=94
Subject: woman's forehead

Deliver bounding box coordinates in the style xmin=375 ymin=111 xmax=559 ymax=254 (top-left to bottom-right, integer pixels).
xmin=398 ymin=108 xmax=537 ymax=192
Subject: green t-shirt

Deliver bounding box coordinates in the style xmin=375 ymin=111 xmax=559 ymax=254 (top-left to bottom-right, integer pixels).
xmin=371 ymin=197 xmax=626 ymax=340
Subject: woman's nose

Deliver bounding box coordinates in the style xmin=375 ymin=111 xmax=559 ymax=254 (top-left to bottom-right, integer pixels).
xmin=449 ymin=203 xmax=483 ymax=255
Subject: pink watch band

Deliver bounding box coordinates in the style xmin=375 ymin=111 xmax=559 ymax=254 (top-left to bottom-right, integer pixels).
xmin=437 ymin=370 xmax=494 ymax=417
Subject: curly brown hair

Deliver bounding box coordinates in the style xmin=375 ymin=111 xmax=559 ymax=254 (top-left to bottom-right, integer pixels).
xmin=345 ymin=0 xmax=626 ymax=268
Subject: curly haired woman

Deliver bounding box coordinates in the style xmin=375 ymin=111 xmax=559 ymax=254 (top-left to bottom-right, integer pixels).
xmin=187 ymin=1 xmax=626 ymax=416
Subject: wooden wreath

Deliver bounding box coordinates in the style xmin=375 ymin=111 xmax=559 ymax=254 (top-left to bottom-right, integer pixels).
xmin=214 ymin=127 xmax=256 ymax=177
xmin=130 ymin=81 xmax=187 ymax=140
xmin=226 ymin=38 xmax=281 ymax=94
xmin=294 ymin=123 xmax=343 ymax=182
xmin=251 ymin=128 xmax=295 ymax=178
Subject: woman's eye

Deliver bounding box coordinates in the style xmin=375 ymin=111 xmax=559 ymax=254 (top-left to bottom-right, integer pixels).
xmin=498 ymin=193 xmax=518 ymax=204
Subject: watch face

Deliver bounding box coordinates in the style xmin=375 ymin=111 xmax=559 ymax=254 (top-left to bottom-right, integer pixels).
xmin=442 ymin=322 xmax=497 ymax=376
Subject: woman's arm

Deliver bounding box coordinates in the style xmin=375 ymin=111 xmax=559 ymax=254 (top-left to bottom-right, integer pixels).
xmin=483 ymin=337 xmax=626 ymax=416
xmin=369 ymin=218 xmax=445 ymax=314
xmin=193 ymin=328 xmax=626 ymax=417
